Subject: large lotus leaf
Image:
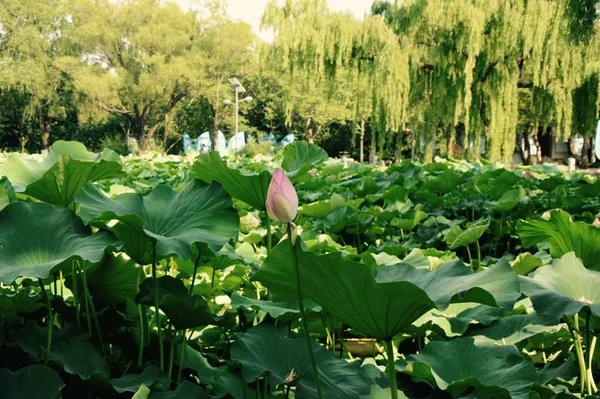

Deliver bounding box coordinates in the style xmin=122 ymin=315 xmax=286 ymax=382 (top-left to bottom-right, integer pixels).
xmin=0 ymin=202 xmax=119 ymax=284
xmin=136 ymin=276 xmax=213 ymax=329
xmin=0 ymin=140 xmax=123 ymax=207
xmin=231 ymin=292 xmax=322 ymax=324
xmin=17 ymin=322 xmax=109 ymax=380
xmin=112 ymin=365 xmax=169 ymax=393
xmin=0 ymin=365 xmax=64 ymax=399
xmin=467 ymin=313 xmax=560 ymax=345
xmin=422 ymin=170 xmax=463 ymax=194
xmin=76 ymin=179 xmax=239 ymax=264
xmin=493 ymin=187 xmax=527 ymax=212
xmin=403 ymin=338 xmax=537 ymax=399
xmin=230 ymin=322 xmax=372 ymax=399
xmin=520 ymin=252 xmax=600 ymax=321
xmin=0 ymin=177 xmax=16 ymax=211
xmin=176 ymin=343 xmax=256 ymax=398
xmin=0 ymin=291 xmax=44 ymax=323
xmin=413 ymin=303 xmax=505 ymax=337
xmin=253 ymin=238 xmax=519 ymax=340
xmin=445 ymin=218 xmax=490 ymax=249
xmin=516 ymin=209 xmax=600 ymax=270
xmin=191 ymin=151 xmax=271 ymax=210
xmin=86 ymin=254 xmax=143 ymax=304
xmin=149 ymin=381 xmax=210 ymax=398
xmin=281 ymin=141 xmax=328 ymax=180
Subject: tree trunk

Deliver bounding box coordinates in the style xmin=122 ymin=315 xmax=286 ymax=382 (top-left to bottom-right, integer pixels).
xmin=410 ymin=129 xmax=415 ymax=160
xmin=359 ymin=118 xmax=365 ymax=163
xmin=582 ymin=136 xmax=591 ymax=165
xmin=304 ymin=117 xmax=313 ymax=143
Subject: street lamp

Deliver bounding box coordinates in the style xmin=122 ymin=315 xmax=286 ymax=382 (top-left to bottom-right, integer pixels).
xmin=223 ymin=77 xmax=252 ymax=134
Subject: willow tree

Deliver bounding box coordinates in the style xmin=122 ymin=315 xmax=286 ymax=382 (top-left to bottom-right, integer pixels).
xmin=376 ymin=0 xmax=599 ymax=164
xmin=62 ymin=0 xmax=205 ymax=150
xmin=261 ymin=0 xmax=410 ymax=162
xmin=0 ymin=0 xmax=71 ymax=150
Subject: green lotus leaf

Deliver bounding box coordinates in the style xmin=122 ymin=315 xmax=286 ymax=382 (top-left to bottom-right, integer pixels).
xmin=403 ymin=338 xmax=537 ymax=399
xmin=148 ymin=381 xmax=210 ymax=398
xmin=191 ymin=151 xmax=271 ymax=210
xmin=0 ymin=291 xmax=45 ymax=323
xmin=517 ymin=209 xmax=600 ymax=270
xmin=176 ymin=342 xmax=256 ymax=398
xmin=414 ymin=303 xmax=505 ymax=337
xmin=467 ymin=313 xmax=560 ymax=345
xmin=520 ymin=252 xmax=600 ymax=320
xmin=76 ymin=179 xmax=239 ymax=264
xmin=446 ymin=218 xmax=490 ymax=249
xmin=0 ymin=365 xmax=64 ymax=399
xmin=231 ymin=292 xmax=322 ymax=323
xmin=86 ymin=254 xmax=143 ymax=304
xmin=136 ymin=276 xmax=213 ymax=330
xmin=512 ymin=252 xmax=545 ymax=275
xmin=111 ymin=365 xmax=168 ymax=393
xmin=0 ymin=202 xmax=119 ymax=284
xmin=0 ymin=140 xmax=123 ymax=207
xmin=422 ymin=170 xmax=463 ymax=194
xmin=230 ymin=322 xmax=373 ymax=398
xmin=281 ymin=141 xmax=328 ymax=180
xmin=493 ymin=187 xmax=527 ymax=212
xmin=253 ymin=238 xmax=519 ymax=340
xmin=17 ymin=322 xmax=108 ymax=380
xmin=0 ymin=177 xmax=16 ymax=211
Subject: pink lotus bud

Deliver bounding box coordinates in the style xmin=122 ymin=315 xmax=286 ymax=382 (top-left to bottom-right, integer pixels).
xmin=594 ymin=217 xmax=600 ymax=227
xmin=266 ymin=168 xmax=298 ymax=223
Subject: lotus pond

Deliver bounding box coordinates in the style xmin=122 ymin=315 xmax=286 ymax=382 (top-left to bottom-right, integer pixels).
xmin=0 ymin=141 xmax=600 ymax=399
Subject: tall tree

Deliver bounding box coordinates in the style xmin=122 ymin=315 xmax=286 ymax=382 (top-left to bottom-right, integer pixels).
xmin=0 ymin=0 xmax=71 ymax=150
xmin=261 ymin=0 xmax=410 ymax=162
xmin=63 ymin=0 xmax=205 ymax=149
xmin=195 ymin=1 xmax=256 ymax=150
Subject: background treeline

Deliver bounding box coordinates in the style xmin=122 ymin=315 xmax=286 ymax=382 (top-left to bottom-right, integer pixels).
xmin=0 ymin=0 xmax=598 ymax=164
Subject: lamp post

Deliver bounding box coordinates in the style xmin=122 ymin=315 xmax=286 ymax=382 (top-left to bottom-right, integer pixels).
xmin=224 ymin=77 xmax=252 ymax=135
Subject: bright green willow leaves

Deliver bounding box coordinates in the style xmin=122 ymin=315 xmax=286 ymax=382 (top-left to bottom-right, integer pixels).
xmin=520 ymin=252 xmax=600 ymax=321
xmin=517 ymin=209 xmax=600 ymax=270
xmin=253 ymin=238 xmax=520 ymax=340
xmin=76 ymin=179 xmax=239 ymax=264
xmin=0 ymin=202 xmax=119 ymax=284
xmin=0 ymin=140 xmax=123 ymax=207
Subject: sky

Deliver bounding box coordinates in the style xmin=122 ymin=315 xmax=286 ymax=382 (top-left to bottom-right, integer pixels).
xmin=174 ymin=0 xmax=374 ymax=41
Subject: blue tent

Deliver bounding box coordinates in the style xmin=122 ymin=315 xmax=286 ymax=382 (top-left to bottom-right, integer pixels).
xmin=280 ymin=133 xmax=295 ymax=147
xmin=227 ymin=131 xmax=246 ymax=152
xmin=183 ymin=133 xmax=193 ymax=154
xmin=262 ymin=132 xmax=277 ymax=143
xmin=197 ymin=130 xmax=226 ymax=152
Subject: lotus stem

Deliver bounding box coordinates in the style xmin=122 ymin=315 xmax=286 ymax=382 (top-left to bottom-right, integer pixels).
xmin=81 ymin=266 xmax=106 ymax=358
xmin=152 ymin=248 xmax=165 ymax=372
xmin=38 ymin=279 xmax=53 ymax=365
xmin=72 ymin=262 xmax=80 ymax=328
xmin=265 ymin=214 xmax=272 ymax=253
xmin=476 ymin=239 xmax=481 ymax=265
xmin=571 ymin=314 xmax=587 ymax=394
xmin=288 ymin=224 xmax=324 ymax=399
xmin=385 ymin=339 xmax=399 ymax=399
xmin=167 ymin=325 xmax=175 ymax=380
xmin=190 ymin=252 xmax=202 ymax=295
xmin=137 ymin=304 xmax=144 ymax=367
xmin=176 ymin=330 xmax=190 ymax=385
